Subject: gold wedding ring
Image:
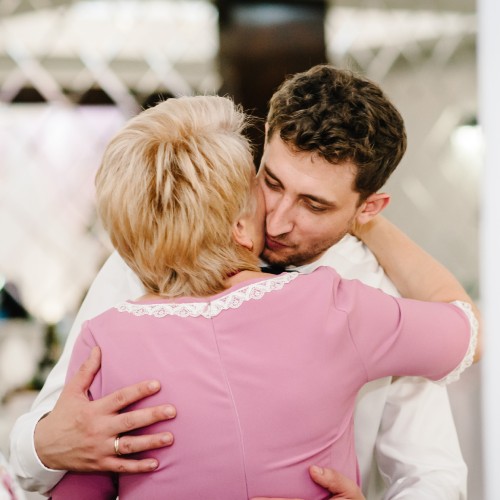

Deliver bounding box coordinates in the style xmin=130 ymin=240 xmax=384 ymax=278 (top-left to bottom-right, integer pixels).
xmin=114 ymin=436 xmax=122 ymax=456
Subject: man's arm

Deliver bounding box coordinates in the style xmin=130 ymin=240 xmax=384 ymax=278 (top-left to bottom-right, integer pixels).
xmin=300 ymin=233 xmax=469 ymax=499
xmin=34 ymin=346 xmax=175 ymax=471
xmin=374 ymin=377 xmax=467 ymax=500
xmin=350 ymin=219 xmax=472 ymax=499
xmin=9 ymin=252 xmax=176 ymax=494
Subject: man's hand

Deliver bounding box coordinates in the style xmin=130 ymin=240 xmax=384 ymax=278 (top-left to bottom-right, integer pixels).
xmin=309 ymin=466 xmax=364 ymax=499
xmin=251 ymin=465 xmax=365 ymax=500
xmin=34 ymin=346 xmax=176 ymax=473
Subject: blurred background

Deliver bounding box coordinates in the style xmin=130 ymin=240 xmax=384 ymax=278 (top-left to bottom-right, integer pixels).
xmin=0 ymin=0 xmax=485 ymax=498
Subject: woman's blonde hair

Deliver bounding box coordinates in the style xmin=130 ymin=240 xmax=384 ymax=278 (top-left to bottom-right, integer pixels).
xmin=95 ymin=95 xmax=260 ymax=298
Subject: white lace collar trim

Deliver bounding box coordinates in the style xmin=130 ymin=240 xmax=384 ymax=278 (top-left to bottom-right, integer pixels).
xmin=436 ymin=300 xmax=479 ymax=385
xmin=115 ymin=272 xmax=300 ymax=319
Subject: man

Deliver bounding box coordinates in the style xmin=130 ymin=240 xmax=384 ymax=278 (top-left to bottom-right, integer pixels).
xmin=9 ymin=65 xmax=466 ymax=499
xmin=254 ymin=66 xmax=467 ymax=499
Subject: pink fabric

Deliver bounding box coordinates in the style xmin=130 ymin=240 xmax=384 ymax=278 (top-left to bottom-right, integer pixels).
xmin=50 ymin=267 xmax=471 ymax=500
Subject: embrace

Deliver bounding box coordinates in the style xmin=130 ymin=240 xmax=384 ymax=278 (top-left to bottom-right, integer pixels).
xmin=10 ymin=65 xmax=480 ymax=500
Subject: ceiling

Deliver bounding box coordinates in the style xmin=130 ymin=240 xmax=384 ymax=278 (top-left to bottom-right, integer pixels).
xmin=0 ymin=0 xmax=477 ymax=112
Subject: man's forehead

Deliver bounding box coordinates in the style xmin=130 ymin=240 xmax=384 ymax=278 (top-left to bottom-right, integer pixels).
xmin=263 ymin=152 xmax=357 ymax=189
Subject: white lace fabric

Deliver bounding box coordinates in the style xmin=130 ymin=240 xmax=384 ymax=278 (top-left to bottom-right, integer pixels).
xmin=115 ymin=272 xmax=299 ymax=319
xmin=436 ymin=300 xmax=479 ymax=385
xmin=115 ymin=277 xmax=478 ymax=385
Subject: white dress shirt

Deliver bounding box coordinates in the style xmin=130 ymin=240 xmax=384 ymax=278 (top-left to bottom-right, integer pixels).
xmin=9 ymin=235 xmax=467 ymax=499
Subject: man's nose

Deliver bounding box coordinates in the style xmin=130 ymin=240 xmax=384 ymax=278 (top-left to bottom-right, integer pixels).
xmin=266 ymin=197 xmax=294 ymax=237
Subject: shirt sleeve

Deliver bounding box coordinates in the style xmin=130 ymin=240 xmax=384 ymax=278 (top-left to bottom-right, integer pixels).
xmin=333 ymin=274 xmax=475 ymax=384
xmin=375 ymin=377 xmax=467 ymax=500
xmin=9 ymin=252 xmax=142 ymax=494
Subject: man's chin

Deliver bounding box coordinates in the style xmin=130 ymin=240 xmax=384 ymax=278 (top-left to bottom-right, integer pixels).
xmin=260 ymin=248 xmax=290 ymax=268
xmin=261 ymin=246 xmax=323 ymax=268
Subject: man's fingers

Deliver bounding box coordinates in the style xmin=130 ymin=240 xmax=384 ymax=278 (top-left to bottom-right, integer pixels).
xmin=98 ymin=432 xmax=175 ymax=473
xmin=250 ymin=497 xmax=303 ymax=500
xmin=251 ymin=466 xmax=363 ymax=500
xmin=113 ymin=431 xmax=174 ymax=456
xmin=103 ymin=457 xmax=160 ymax=474
xmin=309 ymin=466 xmax=364 ymax=499
xmin=106 ymin=403 xmax=176 ymax=437
xmin=65 ymin=346 xmax=102 ymax=395
xmin=309 ymin=465 xmax=339 ymax=488
xmin=98 ymin=380 xmax=163 ymax=413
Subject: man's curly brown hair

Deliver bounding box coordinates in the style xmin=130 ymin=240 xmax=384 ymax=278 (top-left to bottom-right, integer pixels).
xmin=266 ymin=65 xmax=407 ymax=201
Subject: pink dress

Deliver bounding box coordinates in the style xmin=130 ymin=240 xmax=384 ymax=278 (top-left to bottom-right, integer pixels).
xmin=50 ymin=268 xmax=474 ymax=500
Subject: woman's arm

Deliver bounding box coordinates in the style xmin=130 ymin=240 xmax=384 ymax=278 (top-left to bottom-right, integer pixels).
xmin=50 ymin=470 xmax=117 ymax=500
xmin=354 ymin=215 xmax=481 ymax=362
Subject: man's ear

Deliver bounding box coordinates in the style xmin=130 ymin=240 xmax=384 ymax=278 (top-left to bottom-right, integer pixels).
xmin=232 ymin=218 xmax=254 ymax=251
xmin=356 ymin=193 xmax=390 ymax=225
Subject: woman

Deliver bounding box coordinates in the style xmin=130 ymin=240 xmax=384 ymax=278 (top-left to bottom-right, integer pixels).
xmin=50 ymin=95 xmax=478 ymax=500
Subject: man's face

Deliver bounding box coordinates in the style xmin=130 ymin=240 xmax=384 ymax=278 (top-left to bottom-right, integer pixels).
xmin=247 ymin=179 xmax=267 ymax=256
xmin=258 ymin=135 xmax=364 ymax=267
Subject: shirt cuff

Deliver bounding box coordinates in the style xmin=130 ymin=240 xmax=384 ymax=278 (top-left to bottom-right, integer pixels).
xmin=12 ymin=411 xmax=66 ymax=495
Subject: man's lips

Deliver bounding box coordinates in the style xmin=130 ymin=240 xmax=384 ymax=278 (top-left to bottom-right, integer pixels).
xmin=265 ymin=235 xmax=290 ymax=251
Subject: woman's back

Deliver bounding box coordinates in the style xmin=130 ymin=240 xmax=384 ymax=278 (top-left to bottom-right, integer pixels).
xmin=53 ymin=267 xmax=472 ymax=500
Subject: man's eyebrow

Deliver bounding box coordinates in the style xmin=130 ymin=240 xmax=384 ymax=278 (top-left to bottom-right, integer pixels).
xmin=301 ymin=193 xmax=336 ymax=207
xmin=263 ymin=165 xmax=282 ymax=186
xmin=264 ymin=165 xmax=336 ymax=207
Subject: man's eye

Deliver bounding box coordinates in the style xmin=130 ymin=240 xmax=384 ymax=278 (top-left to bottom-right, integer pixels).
xmin=307 ymin=204 xmax=327 ymax=213
xmin=264 ymin=177 xmax=280 ymax=190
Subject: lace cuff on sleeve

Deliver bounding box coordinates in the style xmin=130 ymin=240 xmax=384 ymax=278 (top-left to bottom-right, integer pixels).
xmin=436 ymin=301 xmax=479 ymax=385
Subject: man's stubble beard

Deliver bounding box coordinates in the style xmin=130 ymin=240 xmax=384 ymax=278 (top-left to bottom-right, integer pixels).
xmin=261 ymin=225 xmax=351 ymax=268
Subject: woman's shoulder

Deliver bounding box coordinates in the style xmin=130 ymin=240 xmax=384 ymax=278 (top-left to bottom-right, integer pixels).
xmin=303 ymin=265 xmax=342 ymax=283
